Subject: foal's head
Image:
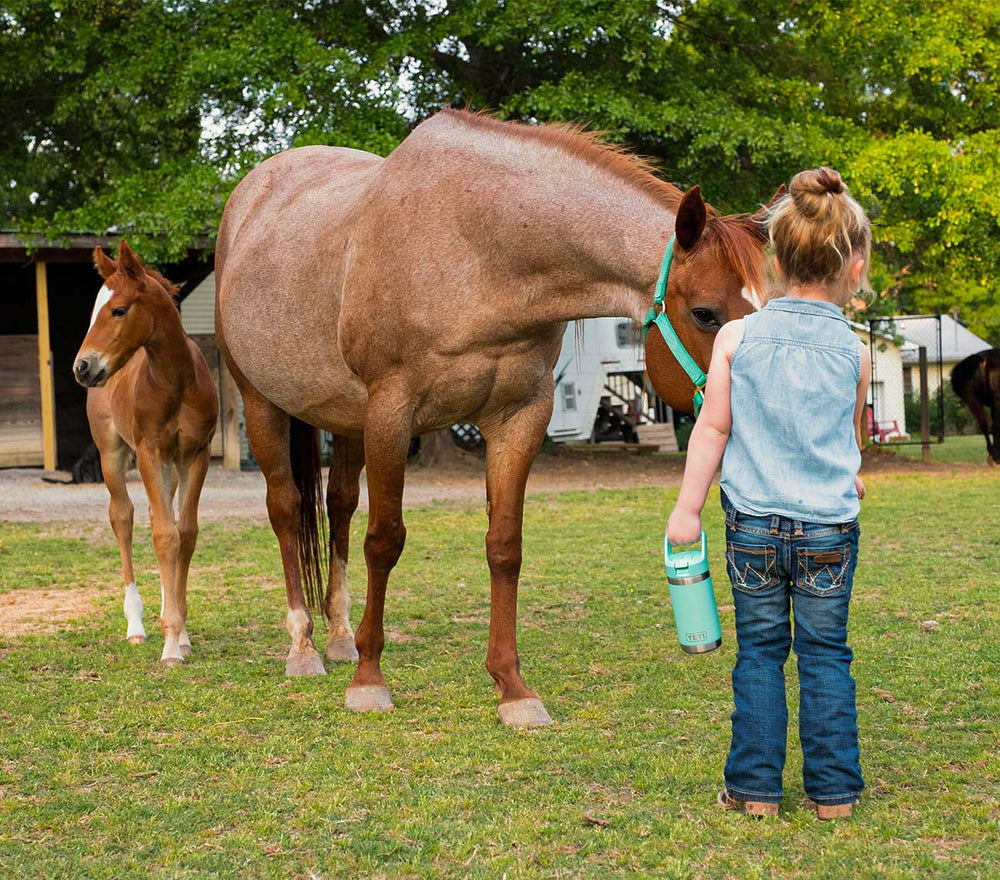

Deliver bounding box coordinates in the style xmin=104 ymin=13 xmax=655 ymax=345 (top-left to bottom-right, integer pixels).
xmin=644 ymin=185 xmax=785 ymax=414
xmin=74 ymin=240 xmax=182 ymax=388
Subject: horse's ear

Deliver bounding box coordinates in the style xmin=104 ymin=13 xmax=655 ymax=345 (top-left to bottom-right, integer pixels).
xmin=748 ymin=184 xmax=788 ymax=239
xmin=93 ymin=247 xmax=116 ymax=280
xmin=675 ymin=185 xmax=707 ymax=251
xmin=117 ymin=239 xmax=144 ymax=280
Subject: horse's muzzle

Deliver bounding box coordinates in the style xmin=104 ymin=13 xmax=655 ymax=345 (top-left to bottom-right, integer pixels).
xmin=74 ymin=356 xmax=108 ymax=388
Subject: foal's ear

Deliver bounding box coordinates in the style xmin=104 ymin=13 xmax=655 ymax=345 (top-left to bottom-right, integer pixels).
xmin=93 ymin=247 xmax=117 ymax=280
xmin=675 ymin=185 xmax=707 ymax=251
xmin=748 ymin=184 xmax=788 ymax=239
xmin=117 ymin=239 xmax=144 ymax=281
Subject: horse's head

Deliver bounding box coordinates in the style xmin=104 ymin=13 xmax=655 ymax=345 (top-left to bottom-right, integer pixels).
xmin=644 ymin=185 xmax=785 ymax=414
xmin=73 ymin=240 xmax=182 ymax=388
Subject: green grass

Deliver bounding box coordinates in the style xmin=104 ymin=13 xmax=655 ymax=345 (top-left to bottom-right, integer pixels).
xmin=878 ymin=433 xmax=990 ymax=465
xmin=1 ymin=471 xmax=999 ymax=878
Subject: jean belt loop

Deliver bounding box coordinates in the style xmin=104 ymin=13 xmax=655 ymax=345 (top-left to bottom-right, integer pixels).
xmin=769 ymin=515 xmax=779 ymax=536
xmin=727 ymin=506 xmax=737 ymax=529
xmin=793 ymin=519 xmax=803 ymax=536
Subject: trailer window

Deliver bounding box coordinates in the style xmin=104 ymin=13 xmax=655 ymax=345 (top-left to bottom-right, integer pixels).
xmin=562 ymin=382 xmax=577 ymax=411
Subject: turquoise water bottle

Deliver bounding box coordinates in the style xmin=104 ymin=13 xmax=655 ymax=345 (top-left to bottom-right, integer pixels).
xmin=663 ymin=531 xmax=722 ymax=654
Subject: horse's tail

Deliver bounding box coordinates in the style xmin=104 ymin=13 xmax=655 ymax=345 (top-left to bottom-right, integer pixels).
xmin=290 ymin=416 xmax=328 ymax=611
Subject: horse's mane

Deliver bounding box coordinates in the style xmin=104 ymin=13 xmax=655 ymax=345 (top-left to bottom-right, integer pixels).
xmin=441 ymin=108 xmax=685 ymax=210
xmin=440 ymin=109 xmax=766 ymax=292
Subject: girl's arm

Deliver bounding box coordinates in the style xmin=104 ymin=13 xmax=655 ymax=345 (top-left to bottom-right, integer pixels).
xmin=666 ymin=320 xmax=742 ymax=545
xmin=853 ymin=343 xmax=872 ymax=500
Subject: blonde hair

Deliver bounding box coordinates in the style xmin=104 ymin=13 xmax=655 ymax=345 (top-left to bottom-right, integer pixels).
xmin=767 ymin=167 xmax=871 ymax=306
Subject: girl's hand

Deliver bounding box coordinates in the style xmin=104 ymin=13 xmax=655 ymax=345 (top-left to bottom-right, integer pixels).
xmin=666 ymin=506 xmax=702 ymax=547
xmin=855 ymin=475 xmax=866 ymax=501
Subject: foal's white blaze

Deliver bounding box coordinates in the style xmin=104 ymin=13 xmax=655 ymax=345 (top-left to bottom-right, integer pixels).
xmin=123 ymin=581 xmax=145 ymax=641
xmin=89 ymin=285 xmax=114 ymax=329
xmin=741 ymin=286 xmax=763 ymax=311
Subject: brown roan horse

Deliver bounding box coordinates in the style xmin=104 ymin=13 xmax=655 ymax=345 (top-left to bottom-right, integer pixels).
xmin=74 ymin=240 xmax=219 ymax=664
xmin=216 ymin=109 xmax=780 ymax=726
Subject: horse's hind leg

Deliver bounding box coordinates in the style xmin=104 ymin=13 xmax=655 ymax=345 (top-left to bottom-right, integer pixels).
xmin=479 ymin=390 xmax=555 ymax=728
xmin=241 ymin=385 xmax=325 ymax=675
xmin=173 ymin=445 xmax=210 ymax=656
xmin=345 ymin=391 xmax=412 ymax=713
xmin=99 ymin=439 xmax=143 ymax=643
xmin=324 ymin=434 xmax=364 ymax=662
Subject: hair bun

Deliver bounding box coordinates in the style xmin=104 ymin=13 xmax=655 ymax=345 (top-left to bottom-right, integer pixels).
xmin=792 ymin=166 xmax=845 ymax=198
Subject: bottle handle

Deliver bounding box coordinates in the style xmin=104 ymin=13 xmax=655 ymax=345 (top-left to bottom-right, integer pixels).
xmin=664 ymin=530 xmax=707 ymax=564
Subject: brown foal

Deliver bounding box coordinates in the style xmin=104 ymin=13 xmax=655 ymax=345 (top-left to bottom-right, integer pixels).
xmin=216 ymin=109 xmax=777 ymax=725
xmin=74 ymin=240 xmax=218 ymax=665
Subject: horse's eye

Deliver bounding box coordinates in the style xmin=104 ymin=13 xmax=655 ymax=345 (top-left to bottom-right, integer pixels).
xmin=691 ymin=308 xmax=721 ymax=328
xmin=112 ymin=306 xmax=129 ymax=318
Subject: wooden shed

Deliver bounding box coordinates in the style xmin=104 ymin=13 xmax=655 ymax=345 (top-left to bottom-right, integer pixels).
xmin=0 ymin=234 xmax=238 ymax=472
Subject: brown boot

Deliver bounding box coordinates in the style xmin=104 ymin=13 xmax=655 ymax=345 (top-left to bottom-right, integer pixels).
xmin=717 ymin=789 xmax=780 ymax=817
xmin=809 ymin=799 xmax=858 ymax=820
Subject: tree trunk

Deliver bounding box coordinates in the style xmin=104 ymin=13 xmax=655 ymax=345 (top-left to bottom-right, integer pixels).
xmin=415 ymin=428 xmax=467 ymax=467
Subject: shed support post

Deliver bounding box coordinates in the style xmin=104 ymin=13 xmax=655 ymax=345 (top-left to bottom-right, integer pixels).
xmin=35 ymin=261 xmax=57 ymax=470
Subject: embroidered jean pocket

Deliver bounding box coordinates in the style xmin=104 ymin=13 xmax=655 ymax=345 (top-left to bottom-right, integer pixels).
xmin=726 ymin=542 xmax=780 ymax=593
xmin=794 ymin=545 xmax=852 ymax=596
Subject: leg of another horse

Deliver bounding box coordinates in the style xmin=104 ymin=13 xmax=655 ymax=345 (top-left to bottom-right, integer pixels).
xmin=99 ymin=440 xmax=143 ymax=643
xmin=345 ymin=393 xmax=411 ymax=712
xmin=989 ymin=403 xmax=1000 ymax=466
xmin=965 ymin=396 xmax=995 ymax=465
xmin=173 ymin=445 xmax=210 ymax=657
xmin=324 ymin=434 xmax=364 ymax=662
xmin=242 ymin=387 xmax=325 ymax=675
xmin=479 ymin=392 xmax=554 ymax=728
xmin=136 ymin=447 xmax=184 ymax=665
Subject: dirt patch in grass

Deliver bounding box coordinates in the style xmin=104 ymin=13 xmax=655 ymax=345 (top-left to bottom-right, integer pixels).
xmin=0 ymin=586 xmax=109 ymax=637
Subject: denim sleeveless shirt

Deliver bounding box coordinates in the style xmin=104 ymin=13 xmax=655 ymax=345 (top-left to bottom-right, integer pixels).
xmin=719 ymin=298 xmax=862 ymax=523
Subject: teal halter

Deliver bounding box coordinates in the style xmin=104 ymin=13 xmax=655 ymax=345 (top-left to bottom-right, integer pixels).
xmin=641 ymin=235 xmax=707 ymax=416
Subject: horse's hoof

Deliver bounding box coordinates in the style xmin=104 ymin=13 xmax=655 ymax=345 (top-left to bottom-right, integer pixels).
xmin=285 ymin=650 xmax=326 ymax=676
xmin=127 ymin=635 xmax=147 ymax=645
xmin=325 ymin=634 xmax=359 ymax=662
xmin=160 ymin=655 xmax=184 ymax=668
xmin=345 ymin=684 xmax=394 ymax=713
xmin=988 ymin=456 xmax=998 ymax=468
xmin=497 ymin=698 xmax=554 ymax=728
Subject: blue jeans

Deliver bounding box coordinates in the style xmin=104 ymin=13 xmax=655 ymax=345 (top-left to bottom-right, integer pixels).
xmin=721 ymin=492 xmax=864 ymax=806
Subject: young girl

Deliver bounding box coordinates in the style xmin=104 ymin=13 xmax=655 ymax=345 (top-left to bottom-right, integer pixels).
xmin=666 ymin=167 xmax=872 ymax=819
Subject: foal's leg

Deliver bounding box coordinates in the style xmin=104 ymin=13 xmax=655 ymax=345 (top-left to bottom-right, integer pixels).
xmin=479 ymin=391 xmax=554 ymax=728
xmin=345 ymin=392 xmax=412 ymax=712
xmin=241 ymin=386 xmax=325 ymax=675
xmin=323 ymin=434 xmax=364 ymax=662
xmin=173 ymin=445 xmax=211 ymax=656
xmin=99 ymin=439 xmax=143 ymax=643
xmin=136 ymin=446 xmax=184 ymax=665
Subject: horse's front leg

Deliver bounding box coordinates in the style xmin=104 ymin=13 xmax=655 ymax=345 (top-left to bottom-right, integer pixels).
xmin=136 ymin=446 xmax=184 ymax=665
xmin=345 ymin=392 xmax=412 ymax=713
xmin=98 ymin=438 xmax=143 ymax=643
xmin=174 ymin=445 xmax=211 ymax=656
xmin=479 ymin=389 xmax=555 ymax=728
xmin=324 ymin=434 xmax=365 ymax=662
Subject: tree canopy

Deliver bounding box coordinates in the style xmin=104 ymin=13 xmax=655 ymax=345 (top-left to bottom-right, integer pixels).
xmin=2 ymin=0 xmax=998 ymax=340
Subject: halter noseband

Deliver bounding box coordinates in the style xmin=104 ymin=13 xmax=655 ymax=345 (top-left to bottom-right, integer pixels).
xmin=641 ymin=235 xmax=707 ymax=416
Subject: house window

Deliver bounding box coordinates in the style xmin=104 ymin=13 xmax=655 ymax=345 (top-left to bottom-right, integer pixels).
xmin=562 ymin=382 xmax=577 ymax=411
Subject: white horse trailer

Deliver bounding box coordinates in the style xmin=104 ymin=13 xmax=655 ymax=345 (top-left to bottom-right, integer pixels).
xmin=547 ymin=318 xmax=678 ymax=450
